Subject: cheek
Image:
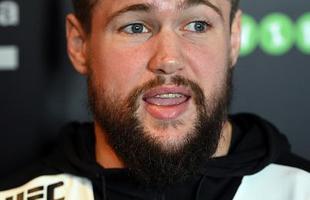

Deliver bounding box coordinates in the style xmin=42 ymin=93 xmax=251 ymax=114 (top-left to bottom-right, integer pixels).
xmin=89 ymin=39 xmax=151 ymax=95
xmin=183 ymin=37 xmax=230 ymax=97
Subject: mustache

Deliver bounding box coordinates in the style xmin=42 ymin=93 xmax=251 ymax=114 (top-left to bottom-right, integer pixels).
xmin=126 ymin=75 xmax=206 ymax=110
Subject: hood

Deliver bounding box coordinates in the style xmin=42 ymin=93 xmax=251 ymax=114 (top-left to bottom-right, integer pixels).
xmin=45 ymin=113 xmax=291 ymax=179
xmin=44 ymin=122 xmax=102 ymax=180
xmin=43 ymin=114 xmax=292 ymax=200
xmin=202 ymin=113 xmax=291 ymax=177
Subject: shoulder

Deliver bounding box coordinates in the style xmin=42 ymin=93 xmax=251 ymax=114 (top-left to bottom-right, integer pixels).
xmin=276 ymin=152 xmax=310 ymax=172
xmin=0 ymin=122 xmax=96 ymax=199
xmin=0 ymin=166 xmax=94 ymax=200
xmin=0 ymin=160 xmax=50 ymax=190
xmin=233 ymin=163 xmax=310 ymax=200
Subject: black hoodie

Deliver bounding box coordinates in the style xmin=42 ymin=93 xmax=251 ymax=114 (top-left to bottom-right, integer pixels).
xmin=1 ymin=113 xmax=310 ymax=200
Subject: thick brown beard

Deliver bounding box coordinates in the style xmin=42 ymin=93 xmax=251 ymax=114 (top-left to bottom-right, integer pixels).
xmin=88 ymin=69 xmax=233 ymax=187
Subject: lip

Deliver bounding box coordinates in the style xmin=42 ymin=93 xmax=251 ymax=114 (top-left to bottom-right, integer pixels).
xmin=142 ymin=86 xmax=192 ymax=120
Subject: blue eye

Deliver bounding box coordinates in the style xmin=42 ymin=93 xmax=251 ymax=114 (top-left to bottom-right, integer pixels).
xmin=184 ymin=21 xmax=210 ymax=33
xmin=123 ymin=23 xmax=149 ymax=34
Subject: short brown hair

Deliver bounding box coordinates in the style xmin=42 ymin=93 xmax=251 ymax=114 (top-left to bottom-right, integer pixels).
xmin=72 ymin=0 xmax=240 ymax=33
xmin=230 ymin=0 xmax=240 ymax=23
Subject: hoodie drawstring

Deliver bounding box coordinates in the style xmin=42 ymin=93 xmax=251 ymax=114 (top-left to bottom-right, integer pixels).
xmin=100 ymin=173 xmax=107 ymax=200
xmin=195 ymin=174 xmax=208 ymax=200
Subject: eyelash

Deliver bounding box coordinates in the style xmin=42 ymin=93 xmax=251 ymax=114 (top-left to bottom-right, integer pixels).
xmin=183 ymin=20 xmax=212 ymax=33
xmin=120 ymin=23 xmax=150 ymax=35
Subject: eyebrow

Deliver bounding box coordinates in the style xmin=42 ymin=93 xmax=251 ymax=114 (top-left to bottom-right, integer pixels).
xmin=107 ymin=0 xmax=223 ymax=22
xmin=185 ymin=0 xmax=223 ymax=19
xmin=106 ymin=4 xmax=152 ymax=22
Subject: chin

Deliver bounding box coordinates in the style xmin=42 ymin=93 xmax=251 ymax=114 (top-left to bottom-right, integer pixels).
xmin=140 ymin=116 xmax=198 ymax=152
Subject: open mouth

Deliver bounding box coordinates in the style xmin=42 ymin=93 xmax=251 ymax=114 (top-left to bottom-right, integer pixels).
xmin=142 ymin=86 xmax=191 ymax=120
xmin=143 ymin=93 xmax=189 ymax=106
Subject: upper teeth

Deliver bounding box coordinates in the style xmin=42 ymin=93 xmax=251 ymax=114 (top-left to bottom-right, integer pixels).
xmin=155 ymin=93 xmax=184 ymax=98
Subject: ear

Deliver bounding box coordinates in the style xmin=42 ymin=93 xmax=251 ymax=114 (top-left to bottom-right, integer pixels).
xmin=230 ymin=10 xmax=242 ymax=67
xmin=66 ymin=14 xmax=89 ymax=75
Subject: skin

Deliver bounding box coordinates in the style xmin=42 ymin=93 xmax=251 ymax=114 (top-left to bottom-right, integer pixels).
xmin=66 ymin=0 xmax=242 ymax=168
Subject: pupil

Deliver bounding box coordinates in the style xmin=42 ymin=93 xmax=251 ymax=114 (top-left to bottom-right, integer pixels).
xmin=132 ymin=24 xmax=143 ymax=33
xmin=195 ymin=22 xmax=204 ymax=32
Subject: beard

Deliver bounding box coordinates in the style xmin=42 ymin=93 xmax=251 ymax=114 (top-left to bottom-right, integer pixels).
xmin=88 ymin=69 xmax=233 ymax=187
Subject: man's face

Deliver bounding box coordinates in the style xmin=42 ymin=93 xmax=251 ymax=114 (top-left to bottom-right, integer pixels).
xmin=68 ymin=0 xmax=241 ymax=185
xmin=88 ymin=0 xmax=238 ymax=142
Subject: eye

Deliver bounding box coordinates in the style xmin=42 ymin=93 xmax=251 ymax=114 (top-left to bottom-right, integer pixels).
xmin=184 ymin=21 xmax=210 ymax=33
xmin=122 ymin=23 xmax=149 ymax=34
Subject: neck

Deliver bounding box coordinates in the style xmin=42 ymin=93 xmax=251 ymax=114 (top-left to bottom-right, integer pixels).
xmin=212 ymin=121 xmax=232 ymax=157
xmin=95 ymin=120 xmax=232 ymax=169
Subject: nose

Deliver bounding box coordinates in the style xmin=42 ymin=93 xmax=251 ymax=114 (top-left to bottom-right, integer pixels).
xmin=147 ymin=31 xmax=185 ymax=75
